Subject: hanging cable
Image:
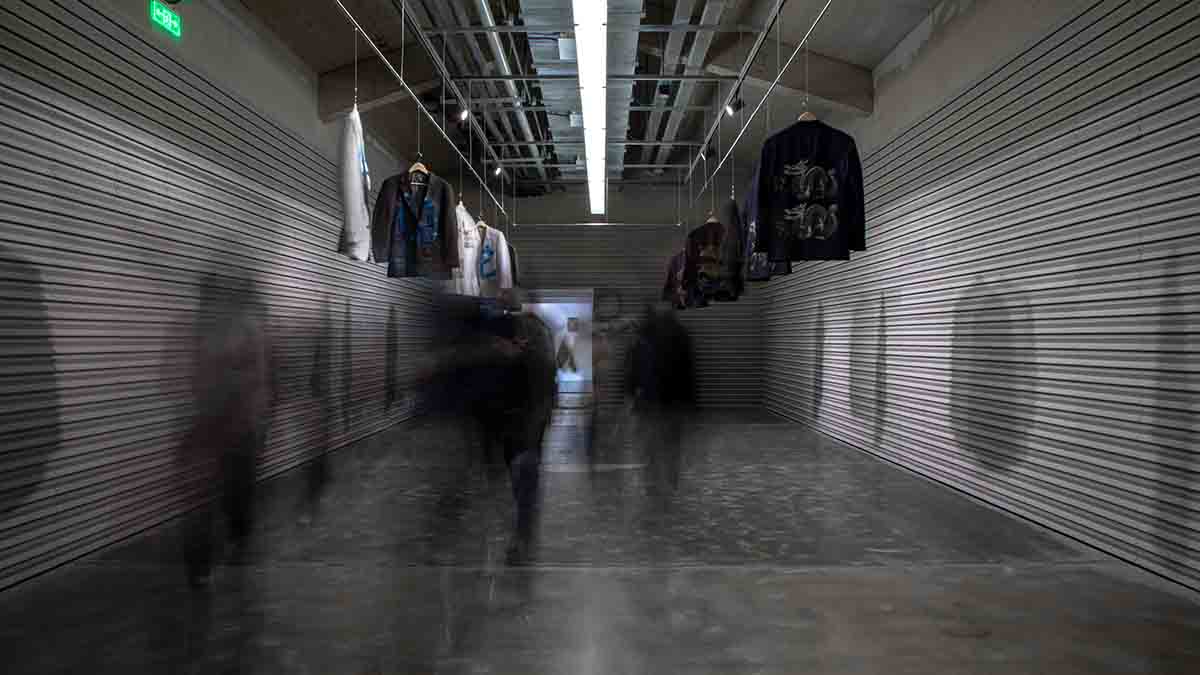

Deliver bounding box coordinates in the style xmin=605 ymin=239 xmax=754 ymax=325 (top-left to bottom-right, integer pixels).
xmin=693 ymin=0 xmax=833 ymax=198
xmin=705 ymin=90 xmax=715 ymax=213
xmin=334 ymin=1 xmax=506 ymax=216
xmin=805 ymin=39 xmax=811 ymax=112
xmin=441 ymin=35 xmax=447 ymax=133
xmin=353 ymin=25 xmax=358 ymax=109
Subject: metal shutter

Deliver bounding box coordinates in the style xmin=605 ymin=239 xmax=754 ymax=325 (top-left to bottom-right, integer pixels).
xmin=0 ymin=0 xmax=431 ymax=590
xmin=507 ymin=225 xmax=761 ymax=409
xmin=762 ymin=0 xmax=1200 ymax=590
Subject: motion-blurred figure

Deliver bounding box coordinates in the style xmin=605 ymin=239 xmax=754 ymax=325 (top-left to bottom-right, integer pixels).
xmin=179 ymin=271 xmax=274 ymax=588
xmin=422 ymin=290 xmax=556 ymax=564
xmin=626 ymin=304 xmax=696 ymax=495
xmin=301 ymin=298 xmax=334 ymax=524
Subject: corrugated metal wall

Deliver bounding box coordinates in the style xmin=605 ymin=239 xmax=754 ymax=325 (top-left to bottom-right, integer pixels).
xmin=507 ymin=225 xmax=762 ymax=408
xmin=0 ymin=0 xmax=431 ymax=589
xmin=762 ymin=0 xmax=1200 ymax=590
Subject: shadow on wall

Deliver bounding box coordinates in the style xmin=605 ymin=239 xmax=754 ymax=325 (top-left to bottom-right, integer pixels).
xmin=872 ymin=293 xmax=889 ymax=450
xmin=342 ymin=298 xmax=352 ymax=434
xmin=1151 ymin=250 xmax=1197 ymax=592
xmin=949 ymin=274 xmax=1036 ymax=471
xmin=0 ymin=246 xmax=60 ymax=516
xmin=307 ymin=296 xmax=334 ymax=505
xmin=850 ymin=299 xmax=872 ymax=425
xmin=850 ymin=293 xmax=889 ymax=448
xmin=811 ymin=301 xmax=826 ymax=421
xmin=386 ymin=303 xmax=398 ymax=409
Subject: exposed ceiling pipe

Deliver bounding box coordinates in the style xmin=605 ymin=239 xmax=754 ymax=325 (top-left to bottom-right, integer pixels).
xmin=647 ymin=0 xmax=728 ymax=168
xmin=415 ymin=0 xmax=533 ymax=184
xmin=400 ymin=0 xmax=513 ymax=175
xmin=630 ymin=0 xmax=695 ymax=167
xmin=471 ymin=0 xmax=550 ymax=183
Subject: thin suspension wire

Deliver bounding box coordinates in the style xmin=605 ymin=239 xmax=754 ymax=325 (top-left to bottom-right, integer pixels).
xmin=804 ymin=38 xmax=810 ymax=111
xmin=713 ymin=88 xmax=719 ymax=215
xmin=441 ymin=35 xmax=447 ymax=133
xmin=695 ymin=0 xmax=833 ymax=198
xmin=353 ymin=26 xmax=358 ymax=108
xmin=730 ymin=32 xmax=740 ymax=201
xmin=333 ymin=0 xmax=506 ymax=214
xmin=770 ymin=18 xmax=778 ymax=134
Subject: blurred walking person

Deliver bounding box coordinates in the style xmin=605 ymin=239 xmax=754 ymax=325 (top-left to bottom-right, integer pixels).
xmin=179 ymin=270 xmax=274 ymax=588
xmin=627 ymin=305 xmax=696 ymax=496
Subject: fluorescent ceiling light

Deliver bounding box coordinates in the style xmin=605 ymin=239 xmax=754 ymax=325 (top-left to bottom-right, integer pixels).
xmin=572 ymin=0 xmax=607 ymax=215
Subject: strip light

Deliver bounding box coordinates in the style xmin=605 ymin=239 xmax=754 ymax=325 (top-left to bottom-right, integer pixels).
xmin=571 ymin=0 xmax=607 ymax=215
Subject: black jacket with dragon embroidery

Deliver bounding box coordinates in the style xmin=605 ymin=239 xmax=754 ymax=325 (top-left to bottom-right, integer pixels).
xmin=754 ymin=120 xmax=865 ymax=262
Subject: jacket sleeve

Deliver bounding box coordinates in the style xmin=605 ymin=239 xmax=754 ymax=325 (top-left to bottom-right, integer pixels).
xmin=754 ymin=142 xmax=773 ymax=255
xmin=495 ymin=231 xmax=513 ymax=289
xmin=370 ymin=176 xmax=394 ymax=264
xmin=508 ymin=243 xmax=520 ymax=288
xmin=443 ymin=181 xmax=459 ymax=269
xmin=846 ymin=139 xmax=866 ymax=251
xmin=661 ymin=256 xmax=676 ymax=302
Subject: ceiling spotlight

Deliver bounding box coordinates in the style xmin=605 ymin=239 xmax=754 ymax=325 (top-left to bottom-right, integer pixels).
xmin=459 ymin=108 xmax=470 ymax=122
xmin=493 ymin=166 xmax=503 ymax=177
xmin=724 ymin=97 xmax=744 ymax=118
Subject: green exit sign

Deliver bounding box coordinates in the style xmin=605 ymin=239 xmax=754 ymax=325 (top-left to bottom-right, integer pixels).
xmin=149 ymin=0 xmax=181 ymax=40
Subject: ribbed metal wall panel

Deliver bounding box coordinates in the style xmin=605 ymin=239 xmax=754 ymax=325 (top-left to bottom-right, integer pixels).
xmin=507 ymin=225 xmax=762 ymax=409
xmin=762 ymin=0 xmax=1200 ymax=591
xmin=0 ymin=0 xmax=431 ymax=590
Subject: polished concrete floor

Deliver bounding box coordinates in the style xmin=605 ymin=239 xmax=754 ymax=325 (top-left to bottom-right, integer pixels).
xmin=2 ymin=410 xmax=1199 ymax=674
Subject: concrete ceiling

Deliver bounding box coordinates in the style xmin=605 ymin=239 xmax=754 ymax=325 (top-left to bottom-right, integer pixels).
xmin=242 ymin=0 xmax=410 ymax=75
xmin=748 ymin=0 xmax=940 ymax=70
xmin=242 ymin=0 xmax=942 ymax=205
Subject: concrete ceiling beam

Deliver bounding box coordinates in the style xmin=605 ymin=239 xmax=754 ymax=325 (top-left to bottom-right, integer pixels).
xmin=318 ymin=46 xmax=440 ymax=123
xmin=704 ymin=37 xmax=874 ymax=117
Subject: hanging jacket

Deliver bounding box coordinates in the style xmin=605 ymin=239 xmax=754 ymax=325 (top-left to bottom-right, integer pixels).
xmin=742 ymin=165 xmax=791 ymax=282
xmin=717 ymin=198 xmax=745 ymax=300
xmin=686 ymin=201 xmax=743 ymax=302
xmin=687 ymin=220 xmax=724 ymax=300
xmin=337 ymin=106 xmax=372 ymax=262
xmin=661 ymin=250 xmax=688 ymax=309
xmin=508 ymin=242 xmax=520 ymax=288
xmin=477 ymin=226 xmax=513 ymax=298
xmin=370 ymin=169 xmax=458 ymax=279
xmin=456 ymin=203 xmax=481 ymax=296
xmin=755 ymin=120 xmax=865 ymax=262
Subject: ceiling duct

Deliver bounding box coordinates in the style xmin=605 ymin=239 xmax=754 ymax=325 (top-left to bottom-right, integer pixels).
xmin=522 ymin=0 xmax=641 ymax=187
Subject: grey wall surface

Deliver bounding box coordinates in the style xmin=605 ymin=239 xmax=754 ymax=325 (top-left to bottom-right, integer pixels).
xmin=0 ymin=0 xmax=430 ymax=589
xmin=507 ymin=225 xmax=762 ymax=409
xmin=761 ymin=0 xmax=1200 ymax=591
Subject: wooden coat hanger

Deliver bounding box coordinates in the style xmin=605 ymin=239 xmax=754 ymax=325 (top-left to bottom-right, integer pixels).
xmin=705 ymin=211 xmax=720 ymax=224
xmin=409 ymin=148 xmax=429 ymax=176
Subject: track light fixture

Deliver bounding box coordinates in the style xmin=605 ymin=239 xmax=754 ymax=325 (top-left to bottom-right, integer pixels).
xmin=459 ymin=108 xmax=470 ymax=122
xmin=493 ymin=166 xmax=503 ymax=177
xmin=724 ymin=97 xmax=744 ymax=118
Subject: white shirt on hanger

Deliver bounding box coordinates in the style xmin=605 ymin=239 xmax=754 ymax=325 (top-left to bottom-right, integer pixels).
xmin=455 ymin=203 xmax=481 ymax=296
xmin=477 ymin=225 xmax=513 ymax=297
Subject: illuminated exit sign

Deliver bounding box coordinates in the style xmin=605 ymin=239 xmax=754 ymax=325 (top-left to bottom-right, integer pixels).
xmin=149 ymin=0 xmax=181 ymax=40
